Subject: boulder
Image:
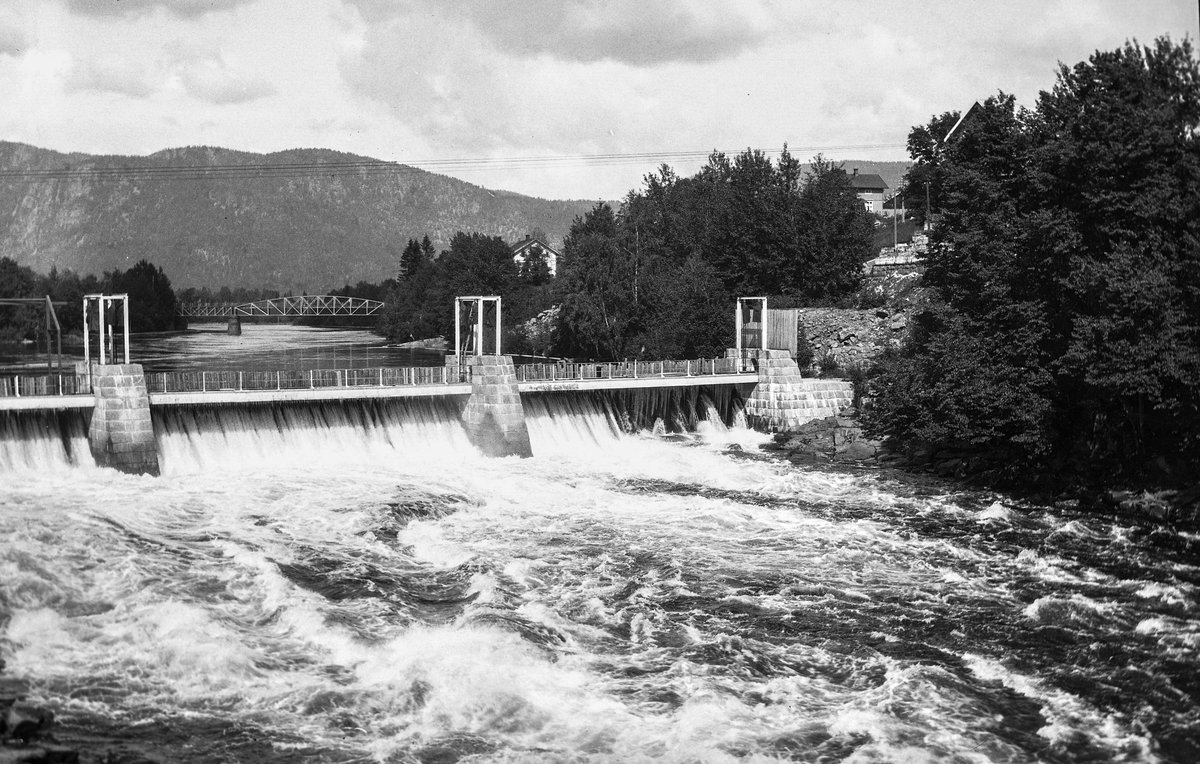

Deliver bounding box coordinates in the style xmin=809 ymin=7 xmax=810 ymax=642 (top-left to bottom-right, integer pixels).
xmin=835 ymin=441 xmax=879 ymax=461
xmin=4 ymin=704 xmax=53 ymax=745
xmin=833 ymin=427 xmax=859 ymax=447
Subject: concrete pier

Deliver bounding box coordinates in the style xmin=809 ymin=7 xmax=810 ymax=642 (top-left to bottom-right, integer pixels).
xmin=88 ymin=363 xmax=160 ymax=475
xmin=226 ymin=317 xmax=242 ymax=336
xmin=460 ymin=355 xmax=532 ymax=458
xmin=735 ymin=349 xmax=854 ymax=431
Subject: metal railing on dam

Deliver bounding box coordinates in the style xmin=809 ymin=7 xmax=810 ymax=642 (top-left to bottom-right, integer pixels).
xmin=514 ymin=358 xmax=735 ymax=382
xmin=0 ymin=374 xmax=90 ymax=399
xmin=0 ymin=357 xmax=752 ymax=409
xmin=144 ymin=366 xmax=467 ymax=394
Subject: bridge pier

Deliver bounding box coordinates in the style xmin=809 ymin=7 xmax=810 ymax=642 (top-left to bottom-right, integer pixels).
xmin=88 ymin=363 xmax=160 ymax=475
xmin=226 ymin=317 xmax=242 ymax=336
xmin=456 ymin=355 xmax=532 ymax=458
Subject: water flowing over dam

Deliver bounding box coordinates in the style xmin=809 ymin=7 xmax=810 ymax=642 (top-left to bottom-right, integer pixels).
xmin=2 ymin=350 xmax=1198 ymax=761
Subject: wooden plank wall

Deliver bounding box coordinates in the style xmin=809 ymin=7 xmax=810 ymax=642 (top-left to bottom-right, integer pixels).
xmin=765 ymin=309 xmax=798 ymax=358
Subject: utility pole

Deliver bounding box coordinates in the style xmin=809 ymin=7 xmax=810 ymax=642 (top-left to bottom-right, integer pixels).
xmin=893 ymin=193 xmax=898 ymax=249
xmin=925 ymin=181 xmax=931 ymax=231
xmin=893 ymin=185 xmax=903 ymax=248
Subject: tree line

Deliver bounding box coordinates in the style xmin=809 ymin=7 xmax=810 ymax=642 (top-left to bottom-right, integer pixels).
xmin=379 ymin=231 xmax=556 ymax=353
xmin=378 ymin=149 xmax=875 ymax=358
xmin=0 ymin=258 xmax=183 ymax=344
xmin=864 ymin=36 xmax=1200 ymax=490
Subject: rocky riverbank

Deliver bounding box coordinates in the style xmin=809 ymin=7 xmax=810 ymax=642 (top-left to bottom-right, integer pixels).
xmin=760 ymin=410 xmax=887 ymax=465
xmin=761 ymin=410 xmax=1200 ymax=529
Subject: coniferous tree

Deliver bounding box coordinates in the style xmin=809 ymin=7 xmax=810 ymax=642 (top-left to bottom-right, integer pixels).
xmin=108 ymin=260 xmax=181 ymax=332
xmin=398 ymin=238 xmax=422 ymax=279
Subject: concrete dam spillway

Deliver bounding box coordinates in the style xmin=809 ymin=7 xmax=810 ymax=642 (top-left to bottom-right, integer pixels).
xmin=0 ymin=380 xmax=753 ymax=474
xmin=0 ymin=349 xmax=856 ymax=473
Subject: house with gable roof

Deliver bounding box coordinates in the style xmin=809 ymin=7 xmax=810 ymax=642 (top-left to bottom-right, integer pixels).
xmin=848 ymin=169 xmax=888 ymax=214
xmin=509 ymin=234 xmax=559 ymax=278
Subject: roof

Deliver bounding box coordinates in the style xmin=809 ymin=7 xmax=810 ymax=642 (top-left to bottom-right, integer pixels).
xmin=509 ymin=236 xmax=560 ymax=256
xmin=943 ymin=101 xmax=984 ymax=143
xmin=848 ymin=173 xmax=888 ymax=191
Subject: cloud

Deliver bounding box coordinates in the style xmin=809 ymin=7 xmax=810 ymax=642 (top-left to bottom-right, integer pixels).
xmin=65 ymin=55 xmax=158 ymax=97
xmin=0 ymin=25 xmax=27 ymax=56
xmin=168 ymin=47 xmax=277 ymax=104
xmin=341 ymin=12 xmax=650 ymax=156
xmin=346 ymin=0 xmax=771 ymax=67
xmin=64 ymin=0 xmax=256 ymax=18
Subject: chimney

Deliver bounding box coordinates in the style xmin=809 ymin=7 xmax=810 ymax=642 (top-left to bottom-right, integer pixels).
xmin=852 ymin=168 xmax=858 ymax=176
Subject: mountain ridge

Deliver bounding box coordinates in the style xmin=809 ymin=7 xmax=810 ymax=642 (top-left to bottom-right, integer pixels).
xmin=0 ymin=141 xmax=597 ymax=291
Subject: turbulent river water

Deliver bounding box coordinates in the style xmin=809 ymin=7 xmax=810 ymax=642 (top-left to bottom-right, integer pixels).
xmin=1 ymin=330 xmax=1198 ymax=763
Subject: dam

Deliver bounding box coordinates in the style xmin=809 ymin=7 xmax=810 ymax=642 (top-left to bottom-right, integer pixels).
xmin=1 ymin=295 xmax=855 ymax=471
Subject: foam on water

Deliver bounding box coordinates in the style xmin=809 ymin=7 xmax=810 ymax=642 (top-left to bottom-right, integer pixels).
xmin=1 ymin=392 xmax=1197 ymax=762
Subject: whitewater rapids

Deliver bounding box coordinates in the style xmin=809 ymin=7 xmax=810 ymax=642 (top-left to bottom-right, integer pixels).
xmin=0 ymin=392 xmax=1196 ymax=762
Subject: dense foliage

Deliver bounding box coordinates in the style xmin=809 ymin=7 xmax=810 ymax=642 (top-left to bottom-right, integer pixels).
xmin=866 ymin=37 xmax=1200 ymax=487
xmin=378 ymin=232 xmax=553 ymax=353
xmin=0 ymin=258 xmax=183 ymax=344
xmin=555 ymin=149 xmax=873 ymax=359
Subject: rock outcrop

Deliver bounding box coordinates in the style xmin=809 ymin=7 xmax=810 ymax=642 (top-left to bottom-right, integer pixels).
xmin=760 ymin=411 xmax=884 ymax=465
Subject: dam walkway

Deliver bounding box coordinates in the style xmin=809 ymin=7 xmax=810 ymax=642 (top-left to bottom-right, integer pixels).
xmin=0 ymin=357 xmax=753 ymax=410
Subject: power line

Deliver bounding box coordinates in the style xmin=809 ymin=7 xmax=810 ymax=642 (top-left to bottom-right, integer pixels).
xmin=0 ymin=143 xmax=908 ymax=182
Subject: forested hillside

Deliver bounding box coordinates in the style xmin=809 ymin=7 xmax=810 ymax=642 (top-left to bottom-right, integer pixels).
xmin=0 ymin=142 xmax=594 ymax=291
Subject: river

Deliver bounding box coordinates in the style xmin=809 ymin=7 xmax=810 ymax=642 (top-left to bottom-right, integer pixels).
xmin=1 ymin=328 xmax=1197 ymax=763
xmin=2 ymin=324 xmax=441 ymax=374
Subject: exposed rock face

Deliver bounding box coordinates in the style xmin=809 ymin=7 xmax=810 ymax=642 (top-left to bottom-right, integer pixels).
xmin=794 ymin=271 xmax=930 ymax=371
xmin=798 ymin=306 xmax=909 ymax=370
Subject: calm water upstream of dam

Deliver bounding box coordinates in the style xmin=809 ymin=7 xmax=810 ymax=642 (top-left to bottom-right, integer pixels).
xmin=1 ymin=327 xmax=1198 ymax=763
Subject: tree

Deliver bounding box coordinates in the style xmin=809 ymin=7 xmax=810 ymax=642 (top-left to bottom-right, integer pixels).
xmin=399 ymin=238 xmax=421 ymax=279
xmin=556 ymin=203 xmax=643 ymax=358
xmin=378 ymin=231 xmax=533 ymax=345
xmin=399 ymin=235 xmax=434 ymax=280
xmin=902 ymin=110 xmax=963 ymax=224
xmin=108 ymin=260 xmax=182 ymax=332
xmin=0 ymin=257 xmax=41 ymax=343
xmin=1040 ymin=37 xmax=1200 ymax=470
xmin=867 ymin=37 xmax=1200 ymax=486
xmin=795 ymin=156 xmax=872 ymax=300
xmin=518 ymin=242 xmax=552 ymax=285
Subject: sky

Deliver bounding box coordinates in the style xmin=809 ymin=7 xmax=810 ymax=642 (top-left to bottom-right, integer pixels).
xmin=0 ymin=0 xmax=1196 ymax=201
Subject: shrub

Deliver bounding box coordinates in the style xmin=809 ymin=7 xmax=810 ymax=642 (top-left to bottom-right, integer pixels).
xmin=818 ymin=352 xmax=840 ymax=377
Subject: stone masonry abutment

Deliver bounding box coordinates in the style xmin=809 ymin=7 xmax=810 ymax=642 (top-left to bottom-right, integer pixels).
xmin=459 ymin=355 xmax=533 ymax=458
xmin=734 ymin=349 xmax=854 ymax=432
xmin=88 ymin=363 xmax=160 ymax=475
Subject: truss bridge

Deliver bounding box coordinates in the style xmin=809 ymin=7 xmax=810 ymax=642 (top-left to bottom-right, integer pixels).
xmin=177 ymin=295 xmax=385 ymax=318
